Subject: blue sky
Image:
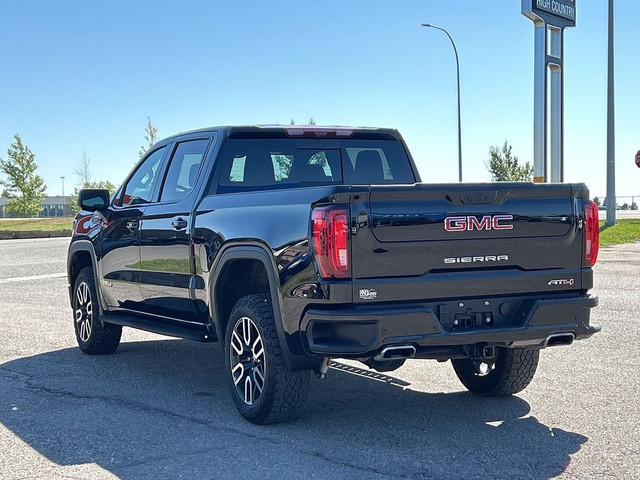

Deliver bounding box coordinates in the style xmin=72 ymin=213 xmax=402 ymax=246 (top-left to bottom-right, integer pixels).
xmin=1 ymin=1 xmax=638 ymax=201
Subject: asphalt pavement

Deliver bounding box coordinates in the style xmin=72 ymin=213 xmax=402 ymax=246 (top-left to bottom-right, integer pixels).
xmin=0 ymin=237 xmax=638 ymax=479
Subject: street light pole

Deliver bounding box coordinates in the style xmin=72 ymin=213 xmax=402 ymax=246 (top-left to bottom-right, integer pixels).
xmin=422 ymin=23 xmax=463 ymax=182
xmin=61 ymin=176 xmax=65 ymax=197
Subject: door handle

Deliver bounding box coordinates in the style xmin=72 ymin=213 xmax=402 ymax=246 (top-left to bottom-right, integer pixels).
xmin=172 ymin=218 xmax=188 ymax=231
xmin=126 ymin=220 xmax=139 ymax=231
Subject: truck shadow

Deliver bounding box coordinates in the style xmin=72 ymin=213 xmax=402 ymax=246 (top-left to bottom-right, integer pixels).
xmin=0 ymin=339 xmax=586 ymax=479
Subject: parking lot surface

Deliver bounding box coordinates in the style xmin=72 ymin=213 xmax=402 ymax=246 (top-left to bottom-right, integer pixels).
xmin=0 ymin=237 xmax=638 ymax=479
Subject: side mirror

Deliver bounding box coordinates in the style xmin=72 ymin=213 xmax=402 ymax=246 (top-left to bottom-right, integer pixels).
xmin=78 ymin=188 xmax=110 ymax=212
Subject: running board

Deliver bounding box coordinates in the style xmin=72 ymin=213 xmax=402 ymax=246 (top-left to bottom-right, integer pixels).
xmin=100 ymin=313 xmax=215 ymax=342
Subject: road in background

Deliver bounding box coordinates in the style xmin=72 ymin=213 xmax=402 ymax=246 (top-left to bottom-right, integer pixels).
xmin=0 ymin=237 xmax=68 ymax=280
xmin=598 ymin=209 xmax=640 ymax=220
xmin=0 ymin=237 xmax=638 ymax=479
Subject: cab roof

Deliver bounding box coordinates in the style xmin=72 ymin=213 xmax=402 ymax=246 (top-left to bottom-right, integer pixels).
xmin=161 ymin=125 xmax=404 ymax=142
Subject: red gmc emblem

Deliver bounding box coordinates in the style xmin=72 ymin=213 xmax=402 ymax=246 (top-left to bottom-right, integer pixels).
xmin=444 ymin=215 xmax=514 ymax=231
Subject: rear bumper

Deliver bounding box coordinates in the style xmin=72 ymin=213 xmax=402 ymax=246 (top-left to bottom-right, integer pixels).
xmin=300 ymin=293 xmax=599 ymax=357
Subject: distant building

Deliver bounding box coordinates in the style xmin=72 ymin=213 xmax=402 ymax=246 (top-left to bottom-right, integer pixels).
xmin=0 ymin=195 xmax=72 ymax=218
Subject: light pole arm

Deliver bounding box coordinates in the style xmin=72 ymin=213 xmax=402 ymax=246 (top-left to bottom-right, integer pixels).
xmin=421 ymin=23 xmax=463 ymax=182
xmin=424 ymin=25 xmax=460 ymax=75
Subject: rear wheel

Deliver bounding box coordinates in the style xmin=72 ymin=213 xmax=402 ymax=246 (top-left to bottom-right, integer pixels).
xmin=451 ymin=347 xmax=539 ymax=396
xmin=73 ymin=267 xmax=122 ymax=355
xmin=224 ymin=294 xmax=309 ymax=424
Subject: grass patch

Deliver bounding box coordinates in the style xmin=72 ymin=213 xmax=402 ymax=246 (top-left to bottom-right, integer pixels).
xmin=0 ymin=217 xmax=74 ymax=232
xmin=599 ymin=219 xmax=640 ymax=247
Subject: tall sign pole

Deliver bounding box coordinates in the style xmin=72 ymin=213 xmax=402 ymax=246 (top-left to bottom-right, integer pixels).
xmin=522 ymin=0 xmax=576 ymax=183
xmin=606 ymin=0 xmax=616 ymax=226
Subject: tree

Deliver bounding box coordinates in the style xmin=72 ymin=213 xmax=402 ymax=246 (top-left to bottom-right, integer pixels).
xmin=0 ymin=134 xmax=46 ymax=217
xmin=70 ymin=180 xmax=117 ymax=214
xmin=593 ymin=196 xmax=601 ymax=206
xmin=70 ymin=148 xmax=118 ymax=213
xmin=74 ymin=149 xmax=92 ymax=186
xmin=289 ymin=118 xmax=317 ymax=125
xmin=139 ymin=116 xmax=158 ymax=158
xmin=273 ymin=155 xmax=292 ymax=181
xmin=486 ymin=141 xmax=534 ymax=182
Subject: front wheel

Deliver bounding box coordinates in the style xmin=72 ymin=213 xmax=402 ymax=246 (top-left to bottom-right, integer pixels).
xmin=451 ymin=347 xmax=539 ymax=396
xmin=224 ymin=294 xmax=309 ymax=424
xmin=72 ymin=267 xmax=122 ymax=355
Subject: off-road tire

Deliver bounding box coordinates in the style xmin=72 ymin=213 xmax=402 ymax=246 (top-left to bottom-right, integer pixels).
xmin=224 ymin=294 xmax=309 ymax=424
xmin=451 ymin=347 xmax=539 ymax=396
xmin=73 ymin=267 xmax=122 ymax=355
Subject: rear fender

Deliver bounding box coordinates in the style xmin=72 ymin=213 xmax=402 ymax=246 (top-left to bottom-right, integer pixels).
xmin=209 ymin=244 xmax=305 ymax=370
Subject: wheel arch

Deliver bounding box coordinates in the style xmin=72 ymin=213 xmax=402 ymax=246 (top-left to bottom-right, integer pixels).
xmin=209 ymin=243 xmax=295 ymax=369
xmin=67 ymin=240 xmax=106 ymax=314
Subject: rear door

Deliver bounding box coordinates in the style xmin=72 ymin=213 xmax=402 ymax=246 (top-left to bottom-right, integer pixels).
xmin=349 ymin=183 xmax=584 ymax=302
xmin=137 ymin=136 xmax=213 ymax=322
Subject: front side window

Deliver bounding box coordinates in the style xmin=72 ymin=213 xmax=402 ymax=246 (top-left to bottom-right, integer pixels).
xmin=121 ymin=147 xmax=166 ymax=206
xmin=160 ymin=139 xmax=210 ymax=202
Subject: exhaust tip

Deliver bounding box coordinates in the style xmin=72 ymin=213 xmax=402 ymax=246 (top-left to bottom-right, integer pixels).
xmin=545 ymin=333 xmax=575 ymax=347
xmin=374 ymin=345 xmax=416 ymax=361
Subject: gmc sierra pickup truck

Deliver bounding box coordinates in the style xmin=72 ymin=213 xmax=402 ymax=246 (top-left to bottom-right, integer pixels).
xmin=68 ymin=125 xmax=600 ymax=424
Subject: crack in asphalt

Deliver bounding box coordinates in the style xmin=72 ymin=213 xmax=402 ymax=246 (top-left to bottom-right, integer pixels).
xmin=1 ymin=366 xmax=418 ymax=478
xmin=14 ymin=473 xmax=101 ymax=480
xmin=309 ymin=450 xmax=436 ymax=479
xmin=0 ymin=367 xmax=281 ymax=453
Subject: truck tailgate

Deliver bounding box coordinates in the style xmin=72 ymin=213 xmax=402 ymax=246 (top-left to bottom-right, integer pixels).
xmin=349 ymin=183 xmax=587 ymax=301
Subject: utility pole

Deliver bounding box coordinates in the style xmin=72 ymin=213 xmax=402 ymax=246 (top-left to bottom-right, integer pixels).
xmin=61 ymin=176 xmax=65 ymax=197
xmin=606 ymin=0 xmax=616 ymax=226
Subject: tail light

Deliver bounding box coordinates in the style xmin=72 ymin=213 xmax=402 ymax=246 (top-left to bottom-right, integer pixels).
xmin=584 ymin=200 xmax=599 ymax=267
xmin=312 ymin=207 xmax=349 ymax=278
xmin=285 ymin=127 xmax=354 ymax=138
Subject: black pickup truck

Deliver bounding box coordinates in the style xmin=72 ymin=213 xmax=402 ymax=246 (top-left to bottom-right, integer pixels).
xmin=68 ymin=125 xmax=600 ymax=424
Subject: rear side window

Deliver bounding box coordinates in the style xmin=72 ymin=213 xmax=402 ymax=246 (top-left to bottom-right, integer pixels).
xmin=160 ymin=139 xmax=210 ymax=202
xmin=343 ymin=142 xmax=415 ymax=185
xmin=216 ymin=138 xmax=414 ymax=193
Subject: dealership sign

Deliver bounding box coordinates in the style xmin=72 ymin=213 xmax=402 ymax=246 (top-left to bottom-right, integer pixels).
xmin=522 ymin=0 xmax=576 ymax=183
xmin=523 ymin=0 xmax=576 ymax=27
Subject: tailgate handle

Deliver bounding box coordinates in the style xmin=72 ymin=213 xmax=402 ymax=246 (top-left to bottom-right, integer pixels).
xmin=460 ymin=190 xmax=498 ymax=204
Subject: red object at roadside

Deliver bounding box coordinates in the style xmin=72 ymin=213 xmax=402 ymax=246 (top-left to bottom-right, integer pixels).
xmin=635 ymin=150 xmax=640 ymax=168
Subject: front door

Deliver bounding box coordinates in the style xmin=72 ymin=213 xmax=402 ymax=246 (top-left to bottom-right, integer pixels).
xmin=99 ymin=145 xmax=168 ymax=312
